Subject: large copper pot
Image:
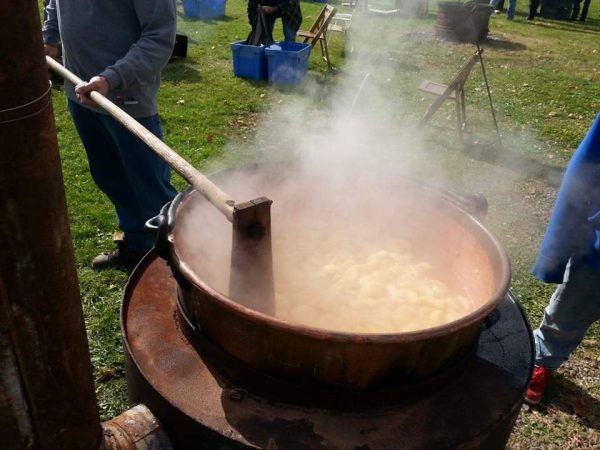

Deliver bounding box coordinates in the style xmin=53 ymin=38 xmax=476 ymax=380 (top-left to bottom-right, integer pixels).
xmin=149 ymin=163 xmax=510 ymax=390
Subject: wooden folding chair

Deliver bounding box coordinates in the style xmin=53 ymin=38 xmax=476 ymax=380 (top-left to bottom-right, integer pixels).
xmin=418 ymin=48 xmax=483 ymax=142
xmin=297 ymin=4 xmax=337 ymax=69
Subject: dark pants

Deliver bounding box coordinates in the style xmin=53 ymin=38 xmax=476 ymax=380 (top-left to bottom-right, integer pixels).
xmin=68 ymin=99 xmax=177 ymax=251
xmin=571 ymin=0 xmax=591 ymax=20
xmin=528 ymin=0 xmax=541 ymax=19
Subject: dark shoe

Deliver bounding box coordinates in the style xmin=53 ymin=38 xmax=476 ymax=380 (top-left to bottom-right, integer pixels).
xmin=525 ymin=365 xmax=552 ymax=405
xmin=91 ymin=242 xmax=146 ymax=270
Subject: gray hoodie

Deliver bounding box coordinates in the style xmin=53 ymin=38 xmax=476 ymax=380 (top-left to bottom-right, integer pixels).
xmin=43 ymin=0 xmax=176 ymax=118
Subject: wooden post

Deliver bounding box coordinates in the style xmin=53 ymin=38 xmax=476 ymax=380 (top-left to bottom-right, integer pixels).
xmin=0 ymin=1 xmax=103 ymax=449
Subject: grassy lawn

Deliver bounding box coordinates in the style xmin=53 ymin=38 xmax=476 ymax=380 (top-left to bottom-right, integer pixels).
xmin=47 ymin=0 xmax=599 ymax=447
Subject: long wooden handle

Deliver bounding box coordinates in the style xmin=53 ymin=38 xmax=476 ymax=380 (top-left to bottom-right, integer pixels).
xmin=46 ymin=56 xmax=234 ymax=222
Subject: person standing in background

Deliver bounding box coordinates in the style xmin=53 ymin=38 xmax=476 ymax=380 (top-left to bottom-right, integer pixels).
xmin=490 ymin=0 xmax=516 ymax=19
xmin=525 ymin=113 xmax=600 ymax=405
xmin=42 ymin=0 xmax=178 ymax=270
xmin=247 ymin=0 xmax=303 ymax=43
xmin=571 ymin=0 xmax=591 ymax=21
xmin=527 ymin=0 xmax=541 ymax=19
xmin=491 ymin=0 xmax=505 ymax=13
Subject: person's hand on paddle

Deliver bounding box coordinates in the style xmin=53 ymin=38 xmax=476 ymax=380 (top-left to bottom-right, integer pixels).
xmin=75 ymin=76 xmax=110 ymax=106
xmin=44 ymin=44 xmax=61 ymax=59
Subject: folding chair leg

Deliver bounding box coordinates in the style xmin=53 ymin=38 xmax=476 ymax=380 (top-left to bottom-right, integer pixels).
xmin=460 ymin=89 xmax=467 ymax=132
xmin=419 ymin=89 xmax=454 ymax=127
xmin=454 ymin=97 xmax=464 ymax=142
xmin=320 ymin=35 xmax=333 ymax=69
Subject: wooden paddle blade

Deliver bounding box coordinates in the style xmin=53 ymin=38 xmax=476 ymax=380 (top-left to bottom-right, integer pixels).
xmin=229 ymin=197 xmax=275 ymax=315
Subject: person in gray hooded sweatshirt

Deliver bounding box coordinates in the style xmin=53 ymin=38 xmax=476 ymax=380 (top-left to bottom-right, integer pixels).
xmin=43 ymin=0 xmax=178 ymax=269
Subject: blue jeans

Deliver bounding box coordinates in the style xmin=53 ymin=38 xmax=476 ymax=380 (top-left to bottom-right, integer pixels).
xmin=533 ymin=258 xmax=600 ymax=369
xmin=68 ymin=99 xmax=177 ymax=252
xmin=263 ymin=14 xmax=297 ymax=42
xmin=490 ymin=0 xmax=516 ymax=19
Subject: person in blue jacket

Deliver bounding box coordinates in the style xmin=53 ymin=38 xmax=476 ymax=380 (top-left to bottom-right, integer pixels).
xmin=42 ymin=0 xmax=178 ymax=269
xmin=525 ymin=113 xmax=600 ymax=405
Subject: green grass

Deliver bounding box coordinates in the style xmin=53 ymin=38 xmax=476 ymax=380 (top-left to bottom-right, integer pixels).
xmin=46 ymin=0 xmax=600 ymax=446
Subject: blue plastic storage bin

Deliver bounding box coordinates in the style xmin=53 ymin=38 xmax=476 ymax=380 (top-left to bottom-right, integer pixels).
xmin=183 ymin=0 xmax=226 ymax=19
xmin=230 ymin=41 xmax=268 ymax=80
xmin=265 ymin=42 xmax=311 ymax=85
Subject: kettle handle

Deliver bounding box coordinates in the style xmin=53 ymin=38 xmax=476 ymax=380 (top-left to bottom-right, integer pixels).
xmin=438 ymin=187 xmax=489 ymax=220
xmin=145 ymin=201 xmax=172 ymax=261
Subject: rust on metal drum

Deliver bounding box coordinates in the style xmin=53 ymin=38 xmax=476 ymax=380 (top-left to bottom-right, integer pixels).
xmin=122 ymin=253 xmax=532 ymax=449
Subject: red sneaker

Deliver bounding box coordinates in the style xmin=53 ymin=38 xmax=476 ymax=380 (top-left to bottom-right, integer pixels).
xmin=525 ymin=365 xmax=552 ymax=405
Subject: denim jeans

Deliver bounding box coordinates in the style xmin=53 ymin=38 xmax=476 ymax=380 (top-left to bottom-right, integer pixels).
xmin=263 ymin=14 xmax=297 ymax=42
xmin=490 ymin=0 xmax=516 ymax=19
xmin=68 ymin=99 xmax=177 ymax=251
xmin=533 ymin=258 xmax=600 ymax=369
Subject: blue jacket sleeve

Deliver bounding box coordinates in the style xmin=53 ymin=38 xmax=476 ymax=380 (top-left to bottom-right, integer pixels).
xmin=532 ymin=113 xmax=600 ymax=283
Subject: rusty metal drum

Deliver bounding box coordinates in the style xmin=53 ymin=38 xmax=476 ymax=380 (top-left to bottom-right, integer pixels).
xmin=122 ymin=255 xmax=532 ymax=449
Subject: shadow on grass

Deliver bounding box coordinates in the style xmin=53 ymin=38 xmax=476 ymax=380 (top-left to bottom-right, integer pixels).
xmin=463 ymin=141 xmax=564 ymax=187
xmin=484 ymin=36 xmax=527 ymax=51
xmin=268 ymin=72 xmax=337 ymax=94
xmin=393 ymin=60 xmax=422 ymax=72
xmin=236 ymin=77 xmax=269 ymax=88
xmin=162 ymin=60 xmax=203 ymax=83
xmin=537 ymin=375 xmax=600 ymax=430
xmin=523 ymin=18 xmax=600 ymax=35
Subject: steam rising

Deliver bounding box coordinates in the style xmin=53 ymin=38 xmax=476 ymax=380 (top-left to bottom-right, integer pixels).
xmin=175 ymin=13 xmax=551 ymax=332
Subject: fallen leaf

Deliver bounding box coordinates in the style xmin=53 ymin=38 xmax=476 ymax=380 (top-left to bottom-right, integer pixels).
xmin=206 ymin=134 xmax=214 ymax=143
xmin=522 ymin=83 xmax=529 ymax=87
xmin=548 ymin=111 xmax=559 ymax=117
xmin=260 ymin=93 xmax=266 ymax=98
xmin=176 ymin=99 xmax=185 ymax=105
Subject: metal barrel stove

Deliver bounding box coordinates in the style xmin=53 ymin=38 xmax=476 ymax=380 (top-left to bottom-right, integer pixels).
xmin=122 ymin=163 xmax=533 ymax=449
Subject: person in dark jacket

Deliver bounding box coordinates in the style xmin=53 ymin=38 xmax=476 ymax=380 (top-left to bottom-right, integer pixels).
xmin=248 ymin=0 xmax=302 ymax=42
